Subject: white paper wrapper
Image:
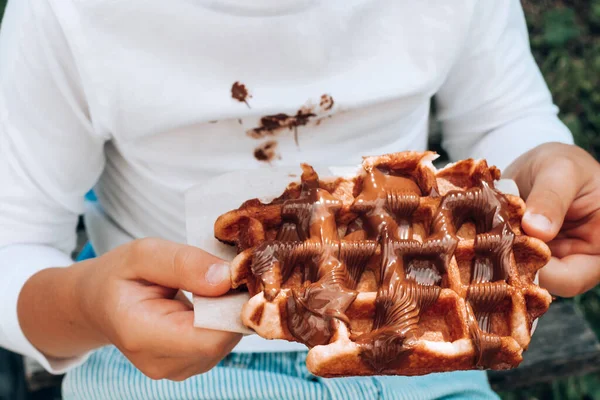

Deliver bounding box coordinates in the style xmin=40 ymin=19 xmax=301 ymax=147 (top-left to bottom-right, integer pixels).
xmin=186 ymin=165 xmax=538 ymax=342
xmin=192 ymin=292 xmax=253 ymax=335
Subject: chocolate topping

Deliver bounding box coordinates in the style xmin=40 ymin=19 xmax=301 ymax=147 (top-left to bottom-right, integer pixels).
xmin=431 ymin=180 xmax=514 ymax=366
xmin=467 ymin=302 xmax=502 ymax=368
xmin=249 ymin=163 xmax=516 ymax=369
xmin=357 ymin=281 xmax=440 ymax=373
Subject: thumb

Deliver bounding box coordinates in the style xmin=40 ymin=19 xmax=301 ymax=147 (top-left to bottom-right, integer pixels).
xmin=124 ymin=238 xmax=232 ymax=296
xmin=520 ymin=161 xmax=579 ymax=242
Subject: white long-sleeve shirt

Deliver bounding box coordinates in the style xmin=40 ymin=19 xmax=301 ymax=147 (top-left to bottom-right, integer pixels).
xmin=0 ymin=0 xmax=573 ymax=374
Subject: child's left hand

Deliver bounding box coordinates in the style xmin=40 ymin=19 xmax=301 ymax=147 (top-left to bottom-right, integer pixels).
xmin=504 ymin=142 xmax=600 ymax=297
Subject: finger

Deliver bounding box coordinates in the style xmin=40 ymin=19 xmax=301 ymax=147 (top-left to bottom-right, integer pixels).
xmin=132 ymin=355 xmax=194 ymax=381
xmin=520 ymin=159 xmax=580 ymax=242
xmin=129 ymin=303 xmax=241 ymax=358
xmin=168 ymin=363 xmax=214 ymax=381
xmin=547 ymin=238 xmax=595 ymax=259
xmin=123 ymin=238 xmax=231 ymax=296
xmin=539 ymin=255 xmax=600 ymax=297
xmin=166 ymin=355 xmax=228 ymax=381
xmin=130 ymin=352 xmax=216 ymax=381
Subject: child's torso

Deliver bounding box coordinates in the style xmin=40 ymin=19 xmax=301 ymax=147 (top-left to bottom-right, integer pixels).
xmin=60 ymin=0 xmax=476 ymax=354
xmin=58 ymin=0 xmax=475 ymax=243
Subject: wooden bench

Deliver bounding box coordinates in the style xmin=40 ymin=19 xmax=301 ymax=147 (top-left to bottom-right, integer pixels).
xmin=489 ymin=301 xmax=600 ymax=391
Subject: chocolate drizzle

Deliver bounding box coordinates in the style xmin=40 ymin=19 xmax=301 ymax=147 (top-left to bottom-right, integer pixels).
xmin=431 ymin=181 xmax=515 ymax=367
xmin=356 ymin=281 xmax=440 ymax=373
xmin=251 ymin=165 xmax=376 ymax=346
xmin=351 ymin=168 xmax=422 ymax=241
xmin=249 ymin=162 xmax=517 ymax=370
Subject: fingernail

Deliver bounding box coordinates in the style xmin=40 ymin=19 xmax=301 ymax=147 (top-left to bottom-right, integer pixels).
xmin=524 ymin=211 xmax=553 ymax=232
xmin=205 ymin=263 xmax=230 ymax=286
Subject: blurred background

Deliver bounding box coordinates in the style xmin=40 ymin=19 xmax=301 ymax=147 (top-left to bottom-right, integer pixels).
xmin=0 ymin=0 xmax=598 ymax=399
xmin=500 ymin=2 xmax=600 ymax=398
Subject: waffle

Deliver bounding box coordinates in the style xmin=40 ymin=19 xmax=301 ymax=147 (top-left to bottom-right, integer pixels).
xmin=214 ymin=151 xmax=552 ymax=377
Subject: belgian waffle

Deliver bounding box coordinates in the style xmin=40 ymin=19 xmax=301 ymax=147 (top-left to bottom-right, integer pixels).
xmin=214 ymin=151 xmax=552 ymax=377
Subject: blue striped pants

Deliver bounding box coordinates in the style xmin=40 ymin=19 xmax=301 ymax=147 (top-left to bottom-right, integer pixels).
xmin=62 ymin=346 xmax=499 ymax=400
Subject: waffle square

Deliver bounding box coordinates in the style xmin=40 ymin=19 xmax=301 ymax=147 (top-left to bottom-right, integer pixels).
xmin=214 ymin=151 xmax=552 ymax=377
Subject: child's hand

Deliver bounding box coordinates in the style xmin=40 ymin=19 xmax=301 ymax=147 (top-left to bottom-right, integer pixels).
xmin=79 ymin=238 xmax=242 ymax=380
xmin=19 ymin=238 xmax=241 ymax=381
xmin=504 ymin=143 xmax=600 ymax=297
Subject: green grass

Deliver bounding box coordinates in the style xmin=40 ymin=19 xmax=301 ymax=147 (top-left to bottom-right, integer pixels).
xmin=523 ymin=0 xmax=600 ymax=159
xmin=0 ymin=1 xmax=599 ymax=398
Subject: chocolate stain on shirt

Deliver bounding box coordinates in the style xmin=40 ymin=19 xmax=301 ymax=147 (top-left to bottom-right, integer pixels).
xmin=247 ymin=94 xmax=335 ymax=154
xmin=231 ymin=82 xmax=251 ymax=108
xmin=247 ymin=106 xmax=317 ymax=146
xmin=320 ymin=94 xmax=334 ymax=111
xmin=253 ymin=140 xmax=280 ymax=162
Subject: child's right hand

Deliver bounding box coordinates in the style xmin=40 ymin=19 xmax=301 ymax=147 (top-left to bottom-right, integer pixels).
xmin=18 ymin=238 xmax=241 ymax=381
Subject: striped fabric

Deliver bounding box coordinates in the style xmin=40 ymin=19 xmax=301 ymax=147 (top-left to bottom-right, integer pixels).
xmin=62 ymin=346 xmax=499 ymax=400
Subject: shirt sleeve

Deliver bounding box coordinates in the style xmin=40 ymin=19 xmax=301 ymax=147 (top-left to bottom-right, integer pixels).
xmin=435 ymin=0 xmax=574 ymax=171
xmin=0 ymin=0 xmax=106 ymax=373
